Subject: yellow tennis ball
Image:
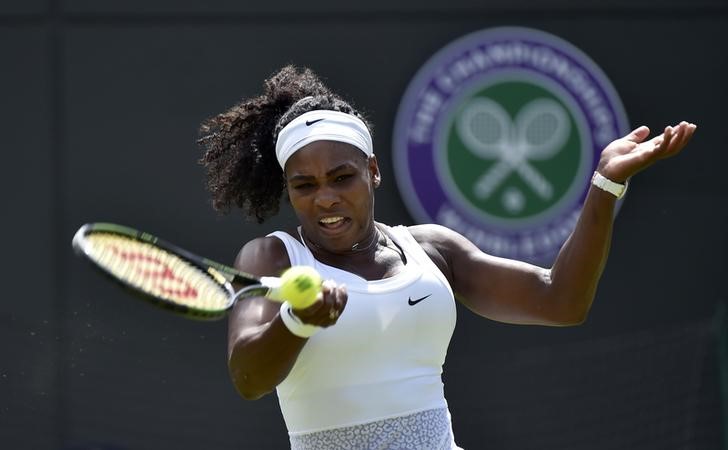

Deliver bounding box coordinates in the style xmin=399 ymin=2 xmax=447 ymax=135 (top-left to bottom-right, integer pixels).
xmin=278 ymin=266 xmax=322 ymax=309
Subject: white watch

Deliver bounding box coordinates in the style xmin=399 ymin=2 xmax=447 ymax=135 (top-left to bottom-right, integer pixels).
xmin=591 ymin=171 xmax=628 ymax=199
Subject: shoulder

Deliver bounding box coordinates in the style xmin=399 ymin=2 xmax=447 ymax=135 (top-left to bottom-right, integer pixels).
xmin=407 ymin=224 xmax=493 ymax=282
xmin=234 ymin=234 xmax=292 ymax=278
xmin=407 ymin=223 xmax=462 ymax=252
xmin=405 ymin=224 xmax=461 ymax=284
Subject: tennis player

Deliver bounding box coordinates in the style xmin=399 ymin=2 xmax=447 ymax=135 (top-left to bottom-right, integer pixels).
xmin=198 ymin=66 xmax=696 ymax=449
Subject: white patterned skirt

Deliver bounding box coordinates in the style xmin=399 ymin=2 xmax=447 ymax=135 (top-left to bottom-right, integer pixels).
xmin=288 ymin=407 xmax=463 ymax=450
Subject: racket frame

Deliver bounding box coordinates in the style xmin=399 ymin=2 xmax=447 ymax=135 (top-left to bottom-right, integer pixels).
xmin=72 ymin=222 xmax=276 ymax=320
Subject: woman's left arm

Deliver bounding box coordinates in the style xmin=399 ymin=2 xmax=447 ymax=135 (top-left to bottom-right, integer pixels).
xmin=417 ymin=121 xmax=696 ymax=326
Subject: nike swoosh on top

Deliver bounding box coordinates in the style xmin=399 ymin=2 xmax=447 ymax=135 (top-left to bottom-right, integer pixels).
xmin=408 ymin=294 xmax=432 ymax=306
xmin=306 ymin=118 xmax=325 ymax=126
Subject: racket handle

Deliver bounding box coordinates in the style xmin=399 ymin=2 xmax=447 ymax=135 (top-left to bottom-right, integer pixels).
xmin=260 ymin=276 xmax=282 ymax=292
xmin=231 ymin=276 xmax=281 ymax=303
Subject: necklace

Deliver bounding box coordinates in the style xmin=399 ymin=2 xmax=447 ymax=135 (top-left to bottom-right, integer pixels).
xmin=300 ymin=224 xmax=409 ymax=278
xmin=301 ymin=224 xmax=385 ymax=254
xmin=350 ymin=226 xmax=384 ymax=252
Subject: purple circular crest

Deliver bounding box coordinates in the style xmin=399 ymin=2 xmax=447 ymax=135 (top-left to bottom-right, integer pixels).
xmin=393 ymin=27 xmax=629 ymax=264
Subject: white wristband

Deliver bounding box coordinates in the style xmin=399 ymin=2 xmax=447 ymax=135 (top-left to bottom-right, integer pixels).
xmin=279 ymin=302 xmax=321 ymax=338
xmin=592 ymin=171 xmax=628 ymax=199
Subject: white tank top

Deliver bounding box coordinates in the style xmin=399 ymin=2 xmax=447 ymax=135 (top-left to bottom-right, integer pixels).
xmin=269 ymin=225 xmax=457 ymax=434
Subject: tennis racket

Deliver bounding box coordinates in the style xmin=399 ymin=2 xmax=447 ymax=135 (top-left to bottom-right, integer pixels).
xmin=72 ymin=222 xmax=308 ymax=320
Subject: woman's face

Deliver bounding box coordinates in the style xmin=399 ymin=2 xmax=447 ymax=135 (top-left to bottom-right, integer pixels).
xmin=285 ymin=141 xmax=380 ymax=253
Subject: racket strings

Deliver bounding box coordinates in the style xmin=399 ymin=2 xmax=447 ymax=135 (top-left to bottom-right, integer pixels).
xmin=83 ymin=233 xmax=231 ymax=311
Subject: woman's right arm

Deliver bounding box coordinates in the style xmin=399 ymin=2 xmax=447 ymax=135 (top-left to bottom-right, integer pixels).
xmin=227 ymin=235 xmax=347 ymax=400
xmin=227 ymin=236 xmax=307 ymax=400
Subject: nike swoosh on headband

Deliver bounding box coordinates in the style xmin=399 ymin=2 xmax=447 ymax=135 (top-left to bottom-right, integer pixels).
xmin=275 ymin=110 xmax=373 ymax=169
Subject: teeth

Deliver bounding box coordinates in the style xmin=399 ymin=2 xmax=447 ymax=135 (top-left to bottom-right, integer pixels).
xmin=320 ymin=216 xmax=344 ymax=224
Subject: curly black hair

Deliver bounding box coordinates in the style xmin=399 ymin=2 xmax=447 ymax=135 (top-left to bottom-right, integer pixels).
xmin=198 ymin=65 xmax=372 ymax=223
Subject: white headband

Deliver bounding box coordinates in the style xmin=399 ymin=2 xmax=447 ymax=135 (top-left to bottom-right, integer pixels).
xmin=275 ymin=110 xmax=373 ymax=169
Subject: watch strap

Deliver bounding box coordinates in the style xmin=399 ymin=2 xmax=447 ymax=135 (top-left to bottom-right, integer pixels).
xmin=592 ymin=171 xmax=628 ymax=199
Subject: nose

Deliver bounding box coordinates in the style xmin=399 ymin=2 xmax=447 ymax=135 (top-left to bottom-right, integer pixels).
xmin=313 ymin=185 xmax=340 ymax=209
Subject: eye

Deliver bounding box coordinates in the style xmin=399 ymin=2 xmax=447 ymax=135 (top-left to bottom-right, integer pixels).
xmin=334 ymin=174 xmax=353 ymax=183
xmin=292 ymin=182 xmax=314 ymax=190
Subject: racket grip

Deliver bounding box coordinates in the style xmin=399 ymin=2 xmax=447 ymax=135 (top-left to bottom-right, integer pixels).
xmin=261 ymin=276 xmax=284 ymax=301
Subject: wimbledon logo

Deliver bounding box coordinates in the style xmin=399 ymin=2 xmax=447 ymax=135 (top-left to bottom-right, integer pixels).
xmin=393 ymin=27 xmax=629 ymax=264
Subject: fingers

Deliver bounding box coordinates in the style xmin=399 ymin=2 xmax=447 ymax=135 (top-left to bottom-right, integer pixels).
xmin=657 ymin=121 xmax=697 ymax=156
xmin=321 ymin=279 xmax=347 ymax=326
xmin=657 ymin=125 xmax=675 ymax=153
xmin=674 ymin=121 xmax=697 ymax=150
xmin=627 ymin=125 xmax=651 ymax=143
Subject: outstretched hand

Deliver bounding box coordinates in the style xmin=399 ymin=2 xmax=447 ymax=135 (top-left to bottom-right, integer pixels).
xmin=597 ymin=121 xmax=697 ymax=183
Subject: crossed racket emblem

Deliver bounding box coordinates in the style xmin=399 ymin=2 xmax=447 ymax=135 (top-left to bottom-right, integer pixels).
xmin=456 ymin=97 xmax=570 ymax=212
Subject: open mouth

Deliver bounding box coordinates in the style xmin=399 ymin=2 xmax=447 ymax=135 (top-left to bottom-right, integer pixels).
xmin=318 ymin=216 xmax=351 ymax=231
